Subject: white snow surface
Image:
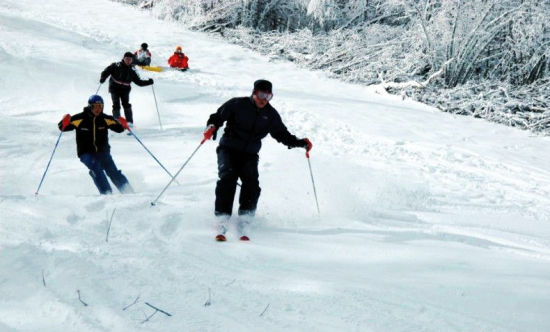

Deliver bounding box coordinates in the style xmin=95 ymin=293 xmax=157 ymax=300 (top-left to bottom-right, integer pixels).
xmin=1 ymin=1 xmax=550 ymax=331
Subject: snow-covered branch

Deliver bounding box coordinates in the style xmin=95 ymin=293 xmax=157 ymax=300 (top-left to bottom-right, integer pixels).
xmin=116 ymin=0 xmax=550 ymax=133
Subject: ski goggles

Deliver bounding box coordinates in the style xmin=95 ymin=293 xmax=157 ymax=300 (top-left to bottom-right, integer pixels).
xmin=256 ymin=91 xmax=273 ymax=101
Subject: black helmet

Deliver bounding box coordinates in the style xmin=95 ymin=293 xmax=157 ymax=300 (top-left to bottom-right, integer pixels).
xmin=141 ymin=43 xmax=148 ymax=49
xmin=253 ymin=79 xmax=272 ymax=93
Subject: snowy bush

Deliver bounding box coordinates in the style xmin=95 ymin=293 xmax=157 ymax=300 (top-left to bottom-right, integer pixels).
xmin=115 ymin=0 xmax=550 ymax=133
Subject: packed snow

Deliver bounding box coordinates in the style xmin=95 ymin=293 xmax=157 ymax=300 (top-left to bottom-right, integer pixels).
xmin=1 ymin=0 xmax=550 ymax=331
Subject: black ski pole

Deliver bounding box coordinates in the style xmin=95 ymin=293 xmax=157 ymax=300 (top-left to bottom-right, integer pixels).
xmin=151 ymin=125 xmax=216 ymax=206
xmin=35 ymin=114 xmax=70 ymax=195
xmin=118 ymin=117 xmax=178 ymax=184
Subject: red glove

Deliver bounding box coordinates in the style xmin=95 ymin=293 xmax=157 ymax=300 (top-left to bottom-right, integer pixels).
xmin=202 ymin=125 xmax=216 ymax=144
xmin=303 ymin=138 xmax=312 ymax=158
xmin=118 ymin=117 xmax=130 ymax=130
xmin=304 ymin=138 xmax=313 ymax=151
xmin=61 ymin=114 xmax=71 ymax=130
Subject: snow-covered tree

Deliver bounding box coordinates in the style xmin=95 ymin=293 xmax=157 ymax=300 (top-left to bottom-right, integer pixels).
xmin=117 ymin=0 xmax=550 ymax=132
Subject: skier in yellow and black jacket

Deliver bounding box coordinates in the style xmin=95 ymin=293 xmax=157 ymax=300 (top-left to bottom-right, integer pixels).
xmin=58 ymin=95 xmax=133 ymax=195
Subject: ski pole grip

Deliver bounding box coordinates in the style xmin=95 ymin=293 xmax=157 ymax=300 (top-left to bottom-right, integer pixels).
xmin=118 ymin=116 xmax=130 ymax=130
xmin=61 ymin=114 xmax=71 ymax=130
xmin=202 ymin=125 xmax=216 ymax=144
xmin=304 ymin=138 xmax=312 ymax=158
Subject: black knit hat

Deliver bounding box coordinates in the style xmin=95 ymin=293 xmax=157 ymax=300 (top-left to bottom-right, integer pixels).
xmin=253 ymin=79 xmax=272 ymax=93
xmin=123 ymin=51 xmax=134 ymax=58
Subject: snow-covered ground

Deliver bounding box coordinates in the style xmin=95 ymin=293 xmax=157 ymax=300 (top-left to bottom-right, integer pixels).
xmin=1 ymin=1 xmax=550 ymax=331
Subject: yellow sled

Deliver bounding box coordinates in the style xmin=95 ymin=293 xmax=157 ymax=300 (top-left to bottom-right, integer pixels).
xmin=139 ymin=65 xmax=163 ymax=72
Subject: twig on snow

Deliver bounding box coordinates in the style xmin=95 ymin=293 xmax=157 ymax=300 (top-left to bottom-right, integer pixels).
xmin=145 ymin=302 xmax=172 ymax=316
xmin=204 ymin=288 xmax=212 ymax=307
xmin=225 ymin=279 xmax=236 ymax=286
xmin=141 ymin=309 xmax=158 ymax=324
xmin=141 ymin=302 xmax=172 ymax=323
xmin=77 ymin=290 xmax=88 ymax=306
xmin=106 ymin=208 xmax=116 ymax=242
xmin=42 ymin=270 xmax=46 ymax=287
xmin=123 ymin=295 xmax=140 ymax=311
xmin=259 ymin=303 xmax=270 ymax=317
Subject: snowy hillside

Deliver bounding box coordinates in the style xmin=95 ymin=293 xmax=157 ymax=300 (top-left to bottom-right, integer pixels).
xmin=1 ymin=0 xmax=550 ymax=331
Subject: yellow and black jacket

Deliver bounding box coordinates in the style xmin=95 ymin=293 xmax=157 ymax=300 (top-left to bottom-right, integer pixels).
xmin=58 ymin=106 xmax=125 ymax=157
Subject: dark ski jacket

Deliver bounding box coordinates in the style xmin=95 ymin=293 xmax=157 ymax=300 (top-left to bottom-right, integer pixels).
xmin=58 ymin=107 xmax=125 ymax=157
xmin=207 ymin=97 xmax=305 ymax=154
xmin=100 ymin=61 xmax=152 ymax=93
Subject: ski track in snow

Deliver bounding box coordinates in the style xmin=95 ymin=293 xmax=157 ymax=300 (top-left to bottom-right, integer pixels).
xmin=1 ymin=0 xmax=550 ymax=331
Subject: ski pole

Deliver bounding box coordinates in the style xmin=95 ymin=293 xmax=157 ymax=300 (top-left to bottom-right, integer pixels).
xmin=304 ymin=139 xmax=320 ymax=215
xmin=118 ymin=117 xmax=178 ymax=184
xmin=35 ymin=114 xmax=71 ymax=195
xmin=151 ymin=125 xmax=216 ymax=206
xmin=95 ymin=83 xmax=102 ymax=95
xmin=151 ymin=85 xmax=163 ymax=130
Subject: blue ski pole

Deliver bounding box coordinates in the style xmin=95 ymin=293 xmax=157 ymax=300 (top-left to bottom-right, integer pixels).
xmin=118 ymin=117 xmax=177 ymax=183
xmin=35 ymin=114 xmax=71 ymax=195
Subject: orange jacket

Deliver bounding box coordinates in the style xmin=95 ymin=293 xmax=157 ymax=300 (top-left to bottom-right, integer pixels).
xmin=168 ymin=52 xmax=189 ymax=69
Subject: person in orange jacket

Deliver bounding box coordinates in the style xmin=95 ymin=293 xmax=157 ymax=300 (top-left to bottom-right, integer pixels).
xmin=168 ymin=46 xmax=189 ymax=71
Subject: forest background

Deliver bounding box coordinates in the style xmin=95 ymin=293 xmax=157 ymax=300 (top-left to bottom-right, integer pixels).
xmin=119 ymin=0 xmax=550 ymax=133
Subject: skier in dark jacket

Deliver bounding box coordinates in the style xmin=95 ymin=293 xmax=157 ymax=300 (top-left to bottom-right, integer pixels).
xmin=58 ymin=95 xmax=133 ymax=195
xmin=99 ymin=51 xmax=154 ymax=128
xmin=206 ymin=79 xmax=312 ymax=241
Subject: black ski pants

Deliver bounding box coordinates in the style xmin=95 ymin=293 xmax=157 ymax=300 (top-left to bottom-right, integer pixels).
xmin=110 ymin=89 xmax=133 ymax=123
xmin=215 ymin=146 xmax=261 ymax=217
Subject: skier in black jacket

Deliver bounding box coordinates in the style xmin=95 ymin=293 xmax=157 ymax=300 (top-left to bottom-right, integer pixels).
xmin=58 ymin=95 xmax=133 ymax=195
xmin=100 ymin=52 xmax=154 ymax=127
xmin=206 ymin=79 xmax=312 ymax=241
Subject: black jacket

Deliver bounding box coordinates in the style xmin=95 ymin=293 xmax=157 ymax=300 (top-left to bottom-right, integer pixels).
xmin=100 ymin=61 xmax=152 ymax=93
xmin=207 ymin=97 xmax=304 ymax=154
xmin=58 ymin=107 xmax=125 ymax=157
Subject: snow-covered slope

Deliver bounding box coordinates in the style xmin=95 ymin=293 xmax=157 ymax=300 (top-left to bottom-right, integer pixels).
xmin=1 ymin=1 xmax=550 ymax=331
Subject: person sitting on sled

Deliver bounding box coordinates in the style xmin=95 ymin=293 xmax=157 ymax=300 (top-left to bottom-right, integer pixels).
xmin=134 ymin=42 xmax=152 ymax=66
xmin=168 ymin=46 xmax=189 ymax=71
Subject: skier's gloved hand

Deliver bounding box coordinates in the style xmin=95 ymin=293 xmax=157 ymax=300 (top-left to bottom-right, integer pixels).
xmin=60 ymin=114 xmax=71 ymax=130
xmin=212 ymin=126 xmax=219 ymax=140
xmin=206 ymin=117 xmax=220 ymax=140
xmin=202 ymin=125 xmax=216 ymax=143
xmin=294 ymin=138 xmax=312 ymax=157
xmin=99 ymin=78 xmax=106 ymax=84
xmin=148 ymin=78 xmax=154 ymax=85
xmin=294 ymin=138 xmax=312 ymax=151
xmin=117 ymin=117 xmax=130 ymax=131
xmin=303 ymin=138 xmax=313 ymax=152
